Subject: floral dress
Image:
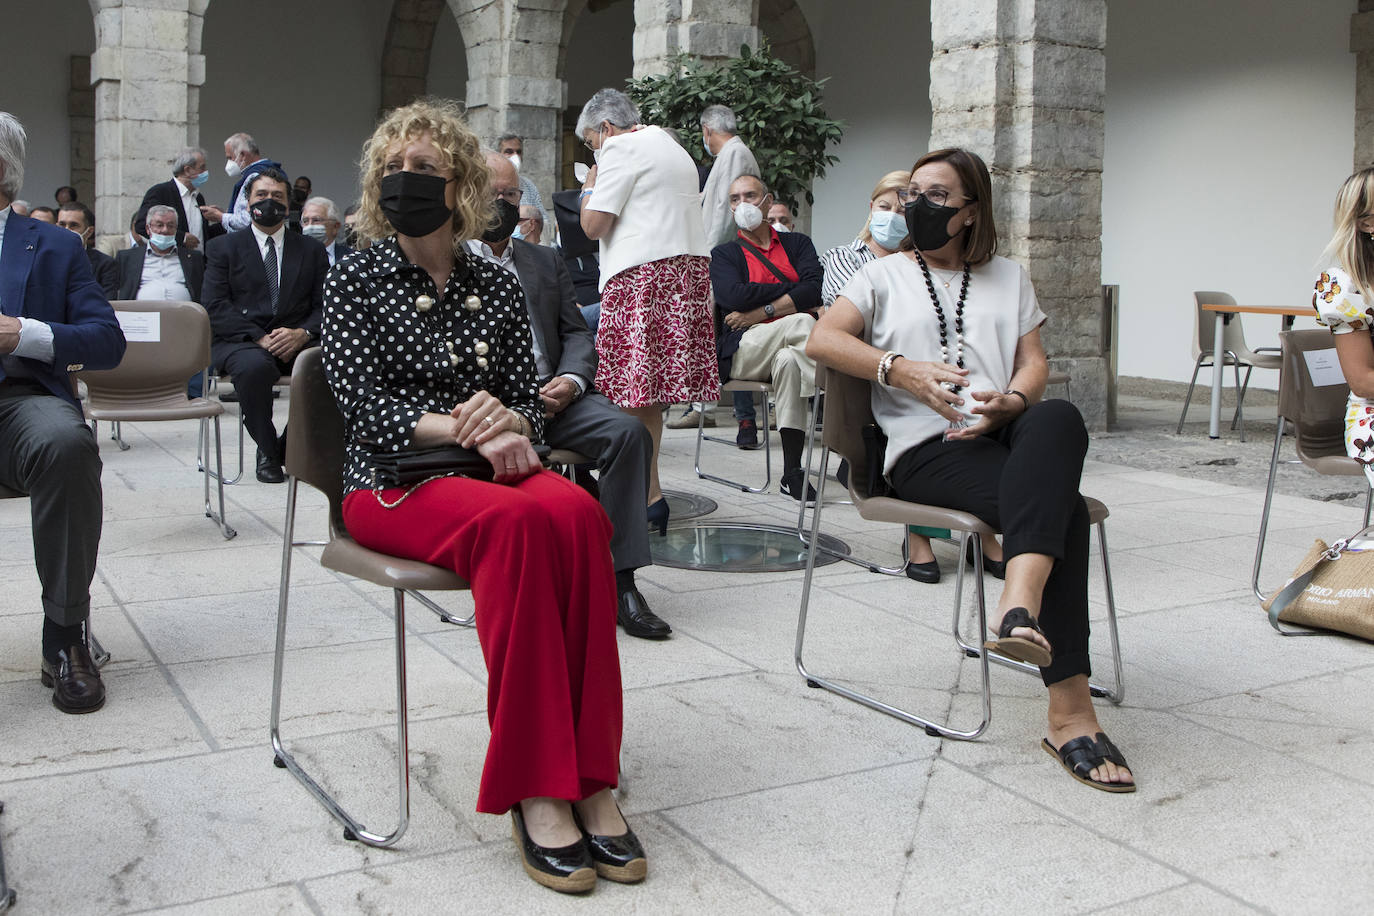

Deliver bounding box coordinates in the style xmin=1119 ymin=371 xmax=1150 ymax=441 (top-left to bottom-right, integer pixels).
xmin=1312 ymin=266 xmax=1374 ymax=484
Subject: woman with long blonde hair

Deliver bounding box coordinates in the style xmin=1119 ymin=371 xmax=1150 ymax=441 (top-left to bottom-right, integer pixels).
xmin=323 ymin=98 xmax=645 ymax=893
xmin=1314 ymin=166 xmax=1374 ymax=483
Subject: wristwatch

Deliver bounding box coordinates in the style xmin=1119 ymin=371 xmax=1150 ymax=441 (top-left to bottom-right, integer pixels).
xmin=763 ymin=303 xmax=776 ymax=319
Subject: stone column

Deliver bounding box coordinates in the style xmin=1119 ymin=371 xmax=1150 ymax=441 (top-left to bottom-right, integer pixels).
xmin=929 ymin=0 xmax=1110 ymax=429
xmin=89 ymin=0 xmax=207 ymax=250
xmin=631 ymin=0 xmax=759 ymax=78
xmin=1353 ymin=0 xmax=1374 ymax=166
xmin=68 ymin=56 xmax=96 ymax=204
xmin=452 ymin=0 xmax=565 ymax=213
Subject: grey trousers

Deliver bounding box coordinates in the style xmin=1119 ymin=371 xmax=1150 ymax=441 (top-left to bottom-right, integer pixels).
xmin=545 ymin=391 xmax=653 ymax=572
xmin=0 ymin=383 xmax=103 ymax=625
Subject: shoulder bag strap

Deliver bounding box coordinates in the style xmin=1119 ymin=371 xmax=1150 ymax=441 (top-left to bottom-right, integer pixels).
xmin=737 ymin=238 xmax=794 ymax=286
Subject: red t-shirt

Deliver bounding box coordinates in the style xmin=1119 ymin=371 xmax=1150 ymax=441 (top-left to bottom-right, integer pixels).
xmin=738 ymin=228 xmax=800 ymax=287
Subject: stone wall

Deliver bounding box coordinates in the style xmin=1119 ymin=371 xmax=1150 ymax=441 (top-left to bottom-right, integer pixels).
xmin=1354 ymin=0 xmax=1374 ymax=167
xmin=929 ymin=0 xmax=1110 ymax=428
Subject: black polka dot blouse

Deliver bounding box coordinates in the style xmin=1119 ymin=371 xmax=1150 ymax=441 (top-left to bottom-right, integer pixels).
xmin=322 ymin=236 xmax=545 ymax=495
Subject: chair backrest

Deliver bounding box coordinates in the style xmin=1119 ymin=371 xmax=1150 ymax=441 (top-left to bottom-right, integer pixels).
xmin=285 ymin=347 xmax=350 ymax=537
xmin=79 ymin=300 xmax=210 ymax=410
xmin=1278 ymin=328 xmax=1354 ymax=461
xmin=1192 ymin=290 xmax=1253 ymax=358
xmin=820 ymin=366 xmax=881 ymax=498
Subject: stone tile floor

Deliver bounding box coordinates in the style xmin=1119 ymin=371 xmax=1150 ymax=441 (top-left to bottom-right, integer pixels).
xmin=1 ymin=392 xmax=1371 ymax=915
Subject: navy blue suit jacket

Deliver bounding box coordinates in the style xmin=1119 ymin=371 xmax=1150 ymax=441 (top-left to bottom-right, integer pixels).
xmin=0 ymin=214 xmax=126 ymax=407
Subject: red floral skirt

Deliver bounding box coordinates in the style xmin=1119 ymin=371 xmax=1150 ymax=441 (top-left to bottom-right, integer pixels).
xmin=595 ymin=254 xmax=720 ymax=408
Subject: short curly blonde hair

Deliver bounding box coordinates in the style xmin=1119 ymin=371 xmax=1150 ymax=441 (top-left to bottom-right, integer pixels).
xmin=355 ymin=97 xmax=492 ymax=251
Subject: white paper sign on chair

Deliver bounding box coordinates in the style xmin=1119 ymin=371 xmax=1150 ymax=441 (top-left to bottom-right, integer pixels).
xmin=115 ymin=311 xmax=161 ymax=343
xmin=1304 ymin=348 xmax=1346 ymax=387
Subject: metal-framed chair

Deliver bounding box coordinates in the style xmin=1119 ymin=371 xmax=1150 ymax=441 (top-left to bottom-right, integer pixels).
xmin=0 ymin=799 xmax=13 ymax=911
xmin=78 ymin=300 xmax=235 ymax=539
xmin=794 ymin=367 xmax=1124 ymax=739
xmin=198 ymin=371 xmax=293 ymax=485
xmin=270 ymin=347 xmax=471 ymax=847
xmin=694 ymin=379 xmax=773 ymax=493
xmin=1177 ymin=291 xmax=1282 ymax=442
xmin=1047 ymin=368 xmax=1072 ymax=401
xmin=1252 ymin=329 xmax=1373 ymax=603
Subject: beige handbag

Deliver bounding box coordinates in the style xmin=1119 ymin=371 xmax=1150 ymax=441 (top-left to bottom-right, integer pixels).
xmin=1262 ymin=525 xmax=1374 ymax=640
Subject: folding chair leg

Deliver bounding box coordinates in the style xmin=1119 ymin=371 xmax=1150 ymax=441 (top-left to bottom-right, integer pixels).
xmin=794 ymin=442 xmax=905 ymax=575
xmin=203 ymin=416 xmax=236 ymax=539
xmin=695 ymin=390 xmax=772 ymax=493
xmin=1176 ymin=355 xmax=1207 ymax=434
xmin=89 ymin=631 xmax=111 ymax=668
xmin=1251 ymin=419 xmax=1286 ymax=602
xmin=271 ymin=480 xmax=410 ymax=848
xmin=953 ymin=522 xmax=1125 ymax=704
xmin=795 ymin=476 xmax=993 ymax=740
xmin=111 ymin=420 xmax=130 ymax=452
xmin=0 ymin=800 xmax=14 ymax=912
xmin=406 ymin=589 xmax=475 ymax=627
xmin=200 ymin=411 xmax=246 ymax=485
xmin=1231 ymin=363 xmax=1254 ymax=434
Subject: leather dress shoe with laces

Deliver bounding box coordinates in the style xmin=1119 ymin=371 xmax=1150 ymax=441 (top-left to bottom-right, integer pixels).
xmin=617 ymin=588 xmax=672 ymax=639
xmin=40 ymin=644 xmax=105 ymax=714
xmin=256 ymin=449 xmax=285 ymax=484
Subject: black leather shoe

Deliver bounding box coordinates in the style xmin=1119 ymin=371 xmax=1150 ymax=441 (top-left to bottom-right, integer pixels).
xmin=779 ymin=469 xmax=817 ymax=506
xmin=573 ymin=806 xmax=647 ymax=884
xmin=510 ymin=807 xmax=596 ymax=893
xmin=40 ymin=644 xmax=105 ymax=714
xmin=617 ymin=589 xmax=671 ymax=639
xmin=256 ymin=449 xmax=285 ymax=484
xmin=736 ymin=419 xmax=761 ymax=449
xmin=904 ymin=559 xmax=941 ymax=584
xmin=965 ymin=540 xmax=1006 ymax=579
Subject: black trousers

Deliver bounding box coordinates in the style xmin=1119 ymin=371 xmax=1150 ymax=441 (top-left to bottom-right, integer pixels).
xmin=0 ymin=383 xmax=103 ymax=626
xmin=220 ymin=345 xmax=293 ymax=462
xmin=888 ymin=399 xmax=1091 ymax=686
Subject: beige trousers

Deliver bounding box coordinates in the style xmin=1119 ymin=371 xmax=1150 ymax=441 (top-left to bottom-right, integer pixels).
xmin=729 ymin=312 xmax=818 ymax=431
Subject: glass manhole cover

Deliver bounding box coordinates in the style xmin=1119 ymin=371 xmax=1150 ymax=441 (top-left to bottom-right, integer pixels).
xmin=650 ymin=523 xmax=850 ymax=572
xmin=661 ymin=489 xmax=717 ymax=522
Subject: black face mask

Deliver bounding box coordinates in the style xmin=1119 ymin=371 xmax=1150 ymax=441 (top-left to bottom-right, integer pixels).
xmin=292 ymin=187 xmax=308 ymax=206
xmin=481 ymin=197 xmax=521 ymax=243
xmin=341 ymin=225 xmax=358 ymax=250
xmin=250 ymin=198 xmax=287 ymax=229
xmin=904 ymin=196 xmax=964 ymax=253
xmin=380 ymin=171 xmax=453 ymax=238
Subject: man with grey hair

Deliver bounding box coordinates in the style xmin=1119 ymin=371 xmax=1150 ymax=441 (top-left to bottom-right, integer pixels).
xmin=516 ymin=203 xmax=544 ymax=245
xmin=0 ymin=111 xmax=127 ymax=713
xmin=300 ymin=196 xmax=351 ymax=267
xmin=199 ymin=132 xmax=286 ymax=234
xmin=666 ymin=104 xmax=763 ymax=433
xmin=134 ymin=145 xmax=222 ymax=250
xmin=496 ymin=133 xmax=549 ymax=241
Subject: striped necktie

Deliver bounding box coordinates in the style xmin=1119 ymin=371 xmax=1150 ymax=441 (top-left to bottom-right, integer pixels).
xmin=264 ymin=235 xmax=279 ymax=312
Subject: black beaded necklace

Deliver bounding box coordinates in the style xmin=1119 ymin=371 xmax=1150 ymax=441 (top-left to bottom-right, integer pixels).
xmin=913 ymin=251 xmax=971 ymax=392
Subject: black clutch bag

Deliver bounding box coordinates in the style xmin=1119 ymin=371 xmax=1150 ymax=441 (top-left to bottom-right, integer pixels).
xmin=371 ymin=444 xmax=552 ymax=488
xmin=859 ymin=423 xmax=893 ymax=498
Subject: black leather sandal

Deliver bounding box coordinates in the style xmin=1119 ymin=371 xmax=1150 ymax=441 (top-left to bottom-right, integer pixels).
xmin=1042 ymin=732 xmax=1137 ymax=793
xmin=983 ymin=607 xmax=1052 ymax=667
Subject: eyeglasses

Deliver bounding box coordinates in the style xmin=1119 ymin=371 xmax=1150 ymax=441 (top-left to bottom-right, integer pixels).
xmin=897 ymin=187 xmax=972 ymax=208
xmin=493 ymin=188 xmax=523 ymax=206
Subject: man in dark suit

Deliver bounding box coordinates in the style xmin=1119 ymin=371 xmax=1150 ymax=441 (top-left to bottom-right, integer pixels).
xmin=471 ymin=152 xmax=665 ymax=639
xmin=202 ymin=167 xmax=327 ymax=483
xmin=133 ymin=146 xmax=224 ymax=251
xmin=116 ymin=204 xmax=207 ymax=395
xmin=56 ymin=202 xmax=118 ymax=299
xmin=0 ymin=111 xmax=127 ymax=713
xmin=116 ymin=205 xmax=205 ymax=302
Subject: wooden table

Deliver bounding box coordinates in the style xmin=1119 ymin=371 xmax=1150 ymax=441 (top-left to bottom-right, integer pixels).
xmin=1199 ymin=302 xmax=1315 ymax=438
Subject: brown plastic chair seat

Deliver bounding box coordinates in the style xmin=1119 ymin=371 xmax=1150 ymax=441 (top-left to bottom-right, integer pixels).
xmin=546 ymin=448 xmax=594 ymax=468
xmin=721 ymin=379 xmax=772 ymax=394
xmin=0 ymin=484 xmax=23 ymax=499
xmin=321 ymin=535 xmax=468 ymax=591
xmin=86 ymin=397 xmax=224 ymax=422
xmin=1046 ymin=369 xmax=1070 ymax=386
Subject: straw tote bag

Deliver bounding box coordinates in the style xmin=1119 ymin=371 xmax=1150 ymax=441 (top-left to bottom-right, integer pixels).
xmin=1262 ymin=524 xmax=1374 ymax=640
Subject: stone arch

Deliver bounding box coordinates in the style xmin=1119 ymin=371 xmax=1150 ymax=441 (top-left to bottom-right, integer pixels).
xmin=758 ymin=0 xmax=814 ymax=79
xmin=379 ymin=0 xmax=449 ymax=113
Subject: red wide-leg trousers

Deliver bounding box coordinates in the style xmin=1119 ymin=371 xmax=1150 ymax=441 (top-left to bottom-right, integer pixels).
xmin=342 ymin=469 xmax=622 ymax=814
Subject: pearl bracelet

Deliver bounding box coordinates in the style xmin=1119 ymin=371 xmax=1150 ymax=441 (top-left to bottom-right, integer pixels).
xmin=876 ymin=351 xmax=902 ymax=387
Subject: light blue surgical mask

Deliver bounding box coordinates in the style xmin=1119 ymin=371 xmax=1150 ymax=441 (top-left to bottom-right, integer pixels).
xmin=149 ymin=232 xmax=176 ymax=251
xmin=512 ymin=224 xmax=526 ymax=242
xmin=703 ymin=136 xmax=714 ymax=158
xmin=868 ymin=209 xmax=909 ymax=251
xmin=302 ymin=224 xmax=329 ymax=243
xmin=190 ymin=170 xmax=209 ymax=188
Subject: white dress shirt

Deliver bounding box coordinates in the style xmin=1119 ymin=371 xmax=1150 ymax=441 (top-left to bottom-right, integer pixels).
xmin=137 ymin=244 xmax=191 ymax=301
xmin=250 ymin=222 xmax=286 ymax=289
xmin=176 ymin=176 xmax=204 ymax=241
xmin=0 ymin=206 xmax=56 ymax=372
